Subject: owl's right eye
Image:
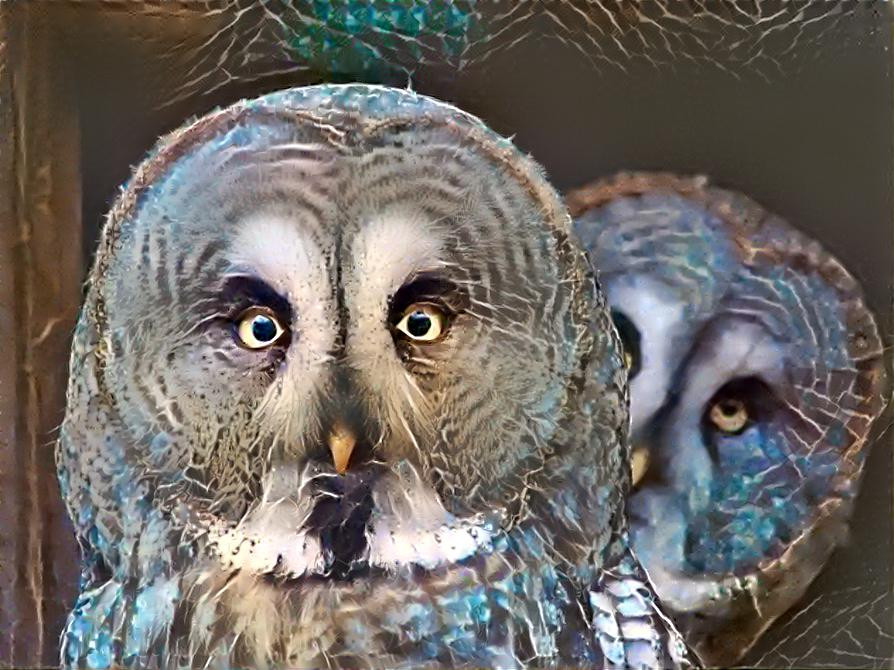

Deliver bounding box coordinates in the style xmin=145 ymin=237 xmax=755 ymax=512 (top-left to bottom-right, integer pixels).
xmin=235 ymin=308 xmax=287 ymax=349
xmin=610 ymin=309 xmax=642 ymax=379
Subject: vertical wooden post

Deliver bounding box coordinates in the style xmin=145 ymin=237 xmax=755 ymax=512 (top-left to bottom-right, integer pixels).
xmin=0 ymin=4 xmax=82 ymax=665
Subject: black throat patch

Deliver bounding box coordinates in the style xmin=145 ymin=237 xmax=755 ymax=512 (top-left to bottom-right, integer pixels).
xmin=303 ymin=467 xmax=379 ymax=580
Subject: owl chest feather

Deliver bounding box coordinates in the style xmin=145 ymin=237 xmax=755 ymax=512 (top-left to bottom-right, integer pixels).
xmin=65 ymin=528 xmax=602 ymax=668
xmin=63 ymin=519 xmax=690 ymax=669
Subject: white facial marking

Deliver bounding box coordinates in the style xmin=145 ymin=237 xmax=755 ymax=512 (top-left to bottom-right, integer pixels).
xmin=206 ymin=460 xmax=500 ymax=578
xmin=678 ymin=319 xmax=785 ymax=415
xmin=608 ymin=276 xmax=686 ymax=435
xmin=343 ymin=208 xmax=450 ymax=425
xmin=367 ymin=462 xmax=500 ymax=569
xmin=349 ymin=207 xmax=447 ymax=298
xmin=229 ymin=214 xmax=328 ymax=300
xmin=227 ymin=214 xmax=335 ymax=436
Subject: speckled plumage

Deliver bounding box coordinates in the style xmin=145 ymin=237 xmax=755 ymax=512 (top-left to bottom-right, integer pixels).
xmin=568 ymin=173 xmax=888 ymax=666
xmin=57 ymin=87 xmax=693 ymax=669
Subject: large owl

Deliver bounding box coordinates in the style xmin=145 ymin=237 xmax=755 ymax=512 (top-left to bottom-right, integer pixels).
xmin=56 ymin=86 xmax=695 ymax=668
xmin=567 ymin=172 xmax=888 ymax=666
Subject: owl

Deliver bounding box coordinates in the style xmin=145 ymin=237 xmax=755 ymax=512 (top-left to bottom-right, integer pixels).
xmin=567 ymin=172 xmax=888 ymax=666
xmin=56 ymin=86 xmax=695 ymax=669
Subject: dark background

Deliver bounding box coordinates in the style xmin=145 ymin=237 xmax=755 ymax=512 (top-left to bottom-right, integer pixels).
xmin=2 ymin=2 xmax=891 ymax=667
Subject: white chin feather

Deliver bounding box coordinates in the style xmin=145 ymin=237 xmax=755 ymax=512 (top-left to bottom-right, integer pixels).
xmin=203 ymin=460 xmax=501 ymax=578
xmin=366 ymin=477 xmax=500 ymax=570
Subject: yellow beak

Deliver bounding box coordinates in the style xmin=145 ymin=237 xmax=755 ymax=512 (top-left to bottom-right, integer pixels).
xmin=631 ymin=447 xmax=651 ymax=488
xmin=328 ymin=422 xmax=357 ymax=475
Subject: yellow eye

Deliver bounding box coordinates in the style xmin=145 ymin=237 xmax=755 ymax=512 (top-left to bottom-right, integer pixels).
xmin=610 ymin=310 xmax=641 ymax=379
xmin=236 ymin=308 xmax=286 ymax=349
xmin=709 ymin=398 xmax=749 ymax=434
xmin=395 ymin=304 xmax=447 ymax=342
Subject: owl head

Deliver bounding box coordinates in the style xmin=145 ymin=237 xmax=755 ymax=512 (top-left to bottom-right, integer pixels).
xmin=57 ymin=85 xmax=631 ymax=599
xmin=568 ymin=172 xmax=888 ymax=664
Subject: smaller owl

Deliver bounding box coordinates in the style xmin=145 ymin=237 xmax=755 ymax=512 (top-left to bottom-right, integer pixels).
xmin=567 ymin=172 xmax=888 ymax=665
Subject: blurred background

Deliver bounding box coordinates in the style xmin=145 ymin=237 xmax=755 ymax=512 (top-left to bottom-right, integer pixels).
xmin=0 ymin=2 xmax=891 ymax=666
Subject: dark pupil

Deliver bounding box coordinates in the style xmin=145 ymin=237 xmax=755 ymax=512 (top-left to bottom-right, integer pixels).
xmin=720 ymin=401 xmax=740 ymax=416
xmin=251 ymin=315 xmax=278 ymax=342
xmin=406 ymin=311 xmax=432 ymax=337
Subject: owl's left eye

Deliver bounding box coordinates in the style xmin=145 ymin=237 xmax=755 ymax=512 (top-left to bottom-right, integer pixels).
xmin=709 ymin=398 xmax=749 ymax=434
xmin=235 ymin=308 xmax=287 ymax=349
xmin=703 ymin=376 xmax=776 ymax=438
xmin=395 ymin=304 xmax=447 ymax=342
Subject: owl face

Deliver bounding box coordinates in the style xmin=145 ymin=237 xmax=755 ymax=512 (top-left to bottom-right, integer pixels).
xmin=60 ymin=86 xmax=626 ymax=591
xmin=568 ymin=173 xmax=888 ymax=664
